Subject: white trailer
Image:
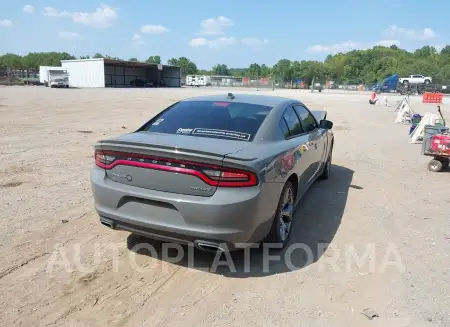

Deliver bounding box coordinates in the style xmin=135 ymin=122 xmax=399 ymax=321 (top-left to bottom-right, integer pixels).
xmin=186 ymin=75 xmax=211 ymax=87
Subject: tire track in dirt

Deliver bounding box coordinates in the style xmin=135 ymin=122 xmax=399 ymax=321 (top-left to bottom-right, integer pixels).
xmin=0 ymin=251 xmax=50 ymax=280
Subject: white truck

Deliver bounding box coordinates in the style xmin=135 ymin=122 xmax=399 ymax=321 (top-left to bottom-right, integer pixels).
xmin=39 ymin=66 xmax=70 ymax=88
xmin=186 ymin=75 xmax=211 ymax=87
xmin=399 ymin=74 xmax=432 ymax=86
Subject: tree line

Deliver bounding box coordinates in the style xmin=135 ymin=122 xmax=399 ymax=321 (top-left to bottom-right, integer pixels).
xmin=2 ymin=45 xmax=450 ymax=84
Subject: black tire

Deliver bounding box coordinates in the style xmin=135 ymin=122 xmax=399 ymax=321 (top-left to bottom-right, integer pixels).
xmin=319 ymin=143 xmax=333 ymax=180
xmin=44 ymin=82 xmax=48 ymax=87
xmin=428 ymin=159 xmax=443 ymax=172
xmin=424 ymin=79 xmax=431 ymax=84
xmin=264 ymin=181 xmax=295 ymax=248
xmin=403 ymin=80 xmax=409 ymax=87
xmin=439 ymin=157 xmax=449 ymax=168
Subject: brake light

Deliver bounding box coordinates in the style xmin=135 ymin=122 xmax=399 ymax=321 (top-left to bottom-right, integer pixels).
xmin=95 ymin=151 xmax=116 ymax=168
xmin=94 ymin=150 xmax=258 ymax=187
xmin=202 ymin=169 xmax=257 ymax=187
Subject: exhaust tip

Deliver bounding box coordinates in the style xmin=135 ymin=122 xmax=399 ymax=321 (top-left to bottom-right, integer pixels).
xmin=100 ymin=218 xmax=115 ymax=229
xmin=195 ymin=241 xmax=226 ymax=252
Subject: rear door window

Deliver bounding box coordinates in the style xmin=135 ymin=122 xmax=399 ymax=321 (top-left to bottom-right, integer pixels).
xmin=282 ymin=107 xmax=304 ymax=137
xmin=143 ymin=101 xmax=273 ymax=141
xmin=293 ymin=105 xmax=318 ymax=133
xmin=279 ymin=119 xmax=290 ymax=138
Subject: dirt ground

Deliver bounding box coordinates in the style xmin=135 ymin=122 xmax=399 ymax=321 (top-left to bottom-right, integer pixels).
xmin=0 ymin=86 xmax=449 ymax=327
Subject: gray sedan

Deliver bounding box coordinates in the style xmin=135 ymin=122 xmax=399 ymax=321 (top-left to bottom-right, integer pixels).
xmin=91 ymin=93 xmax=334 ymax=251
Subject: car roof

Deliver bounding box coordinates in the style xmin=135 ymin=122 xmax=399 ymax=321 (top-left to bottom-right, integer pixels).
xmin=182 ymin=93 xmax=297 ymax=107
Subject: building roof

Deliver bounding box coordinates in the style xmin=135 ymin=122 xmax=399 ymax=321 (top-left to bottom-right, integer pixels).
xmin=60 ymin=58 xmax=180 ymax=68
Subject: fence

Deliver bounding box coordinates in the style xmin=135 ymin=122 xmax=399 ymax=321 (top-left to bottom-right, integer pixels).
xmin=0 ymin=68 xmax=40 ymax=85
xmin=194 ymin=75 xmax=372 ymax=91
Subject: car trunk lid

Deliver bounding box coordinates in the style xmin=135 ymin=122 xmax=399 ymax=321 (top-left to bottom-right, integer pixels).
xmin=96 ymin=132 xmax=251 ymax=197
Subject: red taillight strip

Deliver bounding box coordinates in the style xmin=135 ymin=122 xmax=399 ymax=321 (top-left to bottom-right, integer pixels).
xmin=95 ymin=151 xmax=258 ymax=187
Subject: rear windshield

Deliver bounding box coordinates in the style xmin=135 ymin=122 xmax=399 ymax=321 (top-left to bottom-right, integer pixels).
xmin=143 ymin=101 xmax=273 ymax=141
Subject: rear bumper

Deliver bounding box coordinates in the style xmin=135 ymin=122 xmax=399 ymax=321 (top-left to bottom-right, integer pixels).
xmin=90 ymin=168 xmax=282 ymax=247
xmin=50 ymin=82 xmax=68 ymax=87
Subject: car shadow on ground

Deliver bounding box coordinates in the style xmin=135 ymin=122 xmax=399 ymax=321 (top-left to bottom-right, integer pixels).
xmin=126 ymin=164 xmax=355 ymax=278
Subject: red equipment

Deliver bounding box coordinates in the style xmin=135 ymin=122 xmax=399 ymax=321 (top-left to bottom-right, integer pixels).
xmin=422 ymin=106 xmax=450 ymax=172
xmin=369 ymin=91 xmax=378 ymax=104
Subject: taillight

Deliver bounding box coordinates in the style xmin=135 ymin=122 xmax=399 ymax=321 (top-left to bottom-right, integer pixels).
xmin=95 ymin=150 xmax=116 ymax=168
xmin=95 ymin=151 xmax=258 ymax=187
xmin=203 ymin=169 xmax=258 ymax=187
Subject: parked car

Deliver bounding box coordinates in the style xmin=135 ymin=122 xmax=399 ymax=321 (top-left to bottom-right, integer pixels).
xmin=130 ymin=78 xmax=153 ymax=87
xmin=399 ymin=74 xmax=432 ymax=86
xmin=91 ymin=94 xmax=334 ymax=251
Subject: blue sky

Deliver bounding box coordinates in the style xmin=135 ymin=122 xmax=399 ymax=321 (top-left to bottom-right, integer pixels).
xmin=1 ymin=0 xmax=449 ymax=69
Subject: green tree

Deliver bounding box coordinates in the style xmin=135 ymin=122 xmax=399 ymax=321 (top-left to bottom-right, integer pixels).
xmin=128 ymin=57 xmax=138 ymax=61
xmin=272 ymin=59 xmax=292 ymax=82
xmin=167 ymin=57 xmax=198 ymax=76
xmin=212 ymin=64 xmax=231 ymax=76
xmin=146 ymin=56 xmax=161 ymax=64
xmin=437 ymin=64 xmax=450 ymax=82
xmin=247 ymin=63 xmax=261 ymax=78
xmin=0 ymin=53 xmax=23 ymax=68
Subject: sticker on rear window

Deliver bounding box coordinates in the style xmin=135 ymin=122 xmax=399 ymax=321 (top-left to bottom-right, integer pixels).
xmin=176 ymin=128 xmax=193 ymax=134
xmin=192 ymin=128 xmax=251 ymax=141
xmin=212 ymin=102 xmax=231 ymax=107
xmin=152 ymin=118 xmax=164 ymax=126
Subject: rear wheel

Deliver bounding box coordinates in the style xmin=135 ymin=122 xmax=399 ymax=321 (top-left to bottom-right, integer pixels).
xmin=425 ymin=79 xmax=431 ymax=84
xmin=403 ymin=80 xmax=409 ymax=87
xmin=264 ymin=181 xmax=295 ymax=247
xmin=428 ymin=159 xmax=443 ymax=172
xmin=440 ymin=157 xmax=449 ymax=168
xmin=319 ymin=143 xmax=333 ymax=180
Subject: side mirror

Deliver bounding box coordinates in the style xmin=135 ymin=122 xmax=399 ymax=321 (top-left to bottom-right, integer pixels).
xmin=319 ymin=119 xmax=333 ymax=129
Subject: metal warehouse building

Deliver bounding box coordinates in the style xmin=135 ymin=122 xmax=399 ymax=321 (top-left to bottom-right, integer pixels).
xmin=61 ymin=58 xmax=181 ymax=88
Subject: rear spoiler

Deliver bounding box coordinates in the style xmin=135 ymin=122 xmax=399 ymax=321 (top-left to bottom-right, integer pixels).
xmin=311 ymin=110 xmax=327 ymax=122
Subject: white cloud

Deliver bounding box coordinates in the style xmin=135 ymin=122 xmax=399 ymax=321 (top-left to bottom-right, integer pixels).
xmin=199 ymin=16 xmax=234 ymax=35
xmin=189 ymin=37 xmax=208 ymax=47
xmin=241 ymin=37 xmax=269 ymax=49
xmin=189 ymin=37 xmax=236 ymax=48
xmin=384 ymin=25 xmax=436 ymax=40
xmin=58 ymin=31 xmax=82 ymax=40
xmin=23 ymin=5 xmax=34 ymax=14
xmin=0 ymin=19 xmax=13 ymax=27
xmin=306 ymin=40 xmax=363 ymax=54
xmin=434 ymin=45 xmax=445 ymax=53
xmin=209 ymin=37 xmax=237 ymax=47
xmin=140 ymin=24 xmax=169 ymax=34
xmin=44 ymin=7 xmax=71 ymax=17
xmin=375 ymin=39 xmax=401 ymax=47
xmin=44 ymin=4 xmax=118 ymax=29
xmin=132 ymin=33 xmax=145 ymax=45
xmin=306 ymin=39 xmax=401 ymax=54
